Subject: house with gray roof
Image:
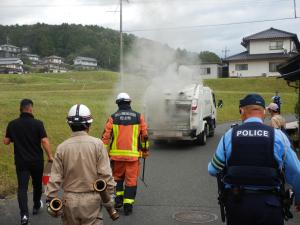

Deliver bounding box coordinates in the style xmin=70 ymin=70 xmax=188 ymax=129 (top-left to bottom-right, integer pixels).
xmin=0 ymin=57 xmax=23 ymax=73
xmin=226 ymin=28 xmax=300 ymax=77
xmin=42 ymin=55 xmax=69 ymax=73
xmin=73 ymin=56 xmax=98 ymax=70
xmin=0 ymin=44 xmax=21 ymax=58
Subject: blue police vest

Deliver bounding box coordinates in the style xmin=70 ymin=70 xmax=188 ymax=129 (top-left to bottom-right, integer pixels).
xmin=224 ymin=122 xmax=281 ymax=187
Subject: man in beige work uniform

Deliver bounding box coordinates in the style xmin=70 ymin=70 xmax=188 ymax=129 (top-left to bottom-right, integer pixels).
xmin=45 ymin=104 xmax=115 ymax=225
xmin=266 ymin=102 xmax=286 ymax=130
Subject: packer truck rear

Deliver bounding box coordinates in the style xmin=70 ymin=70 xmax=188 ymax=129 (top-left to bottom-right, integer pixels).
xmin=146 ymin=84 xmax=218 ymax=145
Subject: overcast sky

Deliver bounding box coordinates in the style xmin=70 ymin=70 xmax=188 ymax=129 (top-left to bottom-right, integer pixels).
xmin=1 ymin=0 xmax=300 ymax=57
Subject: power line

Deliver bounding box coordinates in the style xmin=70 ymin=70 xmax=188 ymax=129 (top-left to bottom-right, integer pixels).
xmin=222 ymin=47 xmax=230 ymax=59
xmin=130 ymin=0 xmax=289 ymax=6
xmin=0 ymin=0 xmax=290 ymax=7
xmin=131 ymin=0 xmax=285 ymax=3
xmin=125 ymin=16 xmax=300 ymax=32
xmin=0 ymin=1 xmax=117 ymax=7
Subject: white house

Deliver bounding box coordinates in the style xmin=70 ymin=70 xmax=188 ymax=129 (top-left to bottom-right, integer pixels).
xmin=21 ymin=46 xmax=30 ymax=53
xmin=73 ymin=56 xmax=98 ymax=70
xmin=199 ymin=63 xmax=222 ymax=79
xmin=25 ymin=54 xmax=40 ymax=64
xmin=45 ymin=55 xmax=63 ymax=64
xmin=0 ymin=44 xmax=21 ymax=58
xmin=227 ymin=28 xmax=300 ymax=77
xmin=0 ymin=57 xmax=23 ymax=73
xmin=43 ymin=55 xmax=68 ymax=73
xmin=183 ymin=63 xmax=222 ymax=79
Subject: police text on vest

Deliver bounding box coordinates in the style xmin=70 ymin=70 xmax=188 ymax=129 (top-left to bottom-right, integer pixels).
xmin=236 ymin=130 xmax=269 ymax=137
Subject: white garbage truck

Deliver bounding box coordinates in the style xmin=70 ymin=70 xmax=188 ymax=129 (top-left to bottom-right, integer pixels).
xmin=145 ymin=83 xmax=219 ymax=145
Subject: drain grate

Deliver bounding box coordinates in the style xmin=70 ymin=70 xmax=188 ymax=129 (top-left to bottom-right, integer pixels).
xmin=173 ymin=211 xmax=218 ymax=224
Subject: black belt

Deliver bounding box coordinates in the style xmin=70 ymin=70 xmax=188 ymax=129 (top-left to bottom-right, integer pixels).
xmin=226 ymin=188 xmax=280 ymax=196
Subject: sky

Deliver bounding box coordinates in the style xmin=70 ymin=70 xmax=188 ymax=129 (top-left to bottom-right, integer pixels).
xmin=0 ymin=0 xmax=300 ymax=57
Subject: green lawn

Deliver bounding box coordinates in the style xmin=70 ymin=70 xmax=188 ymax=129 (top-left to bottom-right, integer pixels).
xmin=204 ymin=77 xmax=298 ymax=123
xmin=0 ymin=71 xmax=119 ymax=196
xmin=0 ymin=73 xmax=298 ymax=196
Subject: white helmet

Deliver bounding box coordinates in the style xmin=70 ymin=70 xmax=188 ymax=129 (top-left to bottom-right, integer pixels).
xmin=116 ymin=92 xmax=131 ymax=104
xmin=67 ymin=104 xmax=93 ymax=124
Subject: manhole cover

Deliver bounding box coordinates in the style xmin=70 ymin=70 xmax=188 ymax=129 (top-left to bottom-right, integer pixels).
xmin=173 ymin=211 xmax=218 ymax=224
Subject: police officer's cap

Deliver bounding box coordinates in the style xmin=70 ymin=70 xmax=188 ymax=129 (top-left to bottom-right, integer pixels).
xmin=239 ymin=94 xmax=265 ymax=108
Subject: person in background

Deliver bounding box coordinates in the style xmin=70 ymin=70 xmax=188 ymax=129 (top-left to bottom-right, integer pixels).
xmin=267 ymin=102 xmax=286 ymax=130
xmin=3 ymin=99 xmax=53 ymax=225
xmin=272 ymin=90 xmax=282 ymax=113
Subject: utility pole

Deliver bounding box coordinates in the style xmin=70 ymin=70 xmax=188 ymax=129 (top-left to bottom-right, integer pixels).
xmin=293 ymin=0 xmax=297 ymax=18
xmin=120 ymin=0 xmax=124 ymax=91
xmin=222 ymin=47 xmax=230 ymax=59
xmin=120 ymin=0 xmax=128 ymax=91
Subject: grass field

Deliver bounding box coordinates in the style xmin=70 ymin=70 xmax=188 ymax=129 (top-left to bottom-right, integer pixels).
xmin=204 ymin=77 xmax=298 ymax=122
xmin=0 ymin=72 xmax=298 ymax=196
xmin=0 ymin=71 xmax=119 ymax=196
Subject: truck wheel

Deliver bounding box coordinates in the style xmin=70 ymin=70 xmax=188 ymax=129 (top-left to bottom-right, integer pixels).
xmin=208 ymin=123 xmax=215 ymax=137
xmin=196 ymin=125 xmax=207 ymax=145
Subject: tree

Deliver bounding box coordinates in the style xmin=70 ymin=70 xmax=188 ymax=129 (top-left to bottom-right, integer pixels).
xmin=0 ymin=24 xmax=198 ymax=71
xmin=199 ymin=51 xmax=221 ymax=64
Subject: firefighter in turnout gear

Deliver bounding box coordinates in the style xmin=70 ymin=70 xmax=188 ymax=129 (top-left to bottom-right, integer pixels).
xmin=208 ymin=94 xmax=300 ymax=225
xmin=102 ymin=93 xmax=149 ymax=215
xmin=45 ymin=104 xmax=115 ymax=225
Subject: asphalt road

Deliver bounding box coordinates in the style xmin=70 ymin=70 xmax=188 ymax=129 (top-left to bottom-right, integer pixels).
xmin=1 ymin=121 xmax=300 ymax=225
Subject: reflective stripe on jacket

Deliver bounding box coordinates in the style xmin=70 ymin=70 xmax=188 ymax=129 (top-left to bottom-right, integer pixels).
xmin=102 ymin=108 xmax=148 ymax=161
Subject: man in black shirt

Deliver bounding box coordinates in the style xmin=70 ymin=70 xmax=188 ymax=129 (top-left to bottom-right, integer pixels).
xmin=3 ymin=99 xmax=53 ymax=225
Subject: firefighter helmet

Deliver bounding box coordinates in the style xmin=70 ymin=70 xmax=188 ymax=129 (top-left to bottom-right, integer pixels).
xmin=116 ymin=92 xmax=131 ymax=104
xmin=67 ymin=104 xmax=93 ymax=124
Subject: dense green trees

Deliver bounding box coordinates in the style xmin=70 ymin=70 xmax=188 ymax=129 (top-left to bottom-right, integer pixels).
xmin=0 ymin=23 xmax=135 ymax=71
xmin=0 ymin=24 xmax=222 ymax=71
xmin=199 ymin=51 xmax=222 ymax=64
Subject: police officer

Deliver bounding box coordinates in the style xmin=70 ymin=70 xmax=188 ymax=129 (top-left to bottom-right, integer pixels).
xmin=45 ymin=104 xmax=115 ymax=225
xmin=3 ymin=99 xmax=53 ymax=225
xmin=102 ymin=92 xmax=149 ymax=215
xmin=208 ymin=93 xmax=300 ymax=225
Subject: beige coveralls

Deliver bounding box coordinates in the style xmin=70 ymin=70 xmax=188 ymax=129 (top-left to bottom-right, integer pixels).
xmin=271 ymin=114 xmax=286 ymax=129
xmin=45 ymin=131 xmax=115 ymax=225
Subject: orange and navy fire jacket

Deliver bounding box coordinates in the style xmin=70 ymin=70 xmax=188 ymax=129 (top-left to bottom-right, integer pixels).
xmin=102 ymin=105 xmax=148 ymax=161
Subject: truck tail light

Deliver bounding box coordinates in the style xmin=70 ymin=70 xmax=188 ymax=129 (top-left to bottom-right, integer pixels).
xmin=192 ymin=99 xmax=198 ymax=111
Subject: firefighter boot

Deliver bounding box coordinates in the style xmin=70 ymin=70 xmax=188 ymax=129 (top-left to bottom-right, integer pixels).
xmin=124 ymin=203 xmax=133 ymax=216
xmin=114 ymin=196 xmax=123 ymax=209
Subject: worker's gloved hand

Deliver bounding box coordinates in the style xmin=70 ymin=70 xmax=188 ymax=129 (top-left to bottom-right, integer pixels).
xmin=48 ymin=158 xmax=53 ymax=163
xmin=45 ymin=197 xmax=53 ymax=205
xmin=106 ymin=185 xmax=116 ymax=196
xmin=102 ymin=195 xmax=114 ymax=208
xmin=142 ymin=151 xmax=150 ymax=159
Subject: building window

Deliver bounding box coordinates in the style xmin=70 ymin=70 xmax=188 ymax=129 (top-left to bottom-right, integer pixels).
xmin=200 ymin=67 xmax=211 ymax=75
xmin=206 ymin=68 xmax=211 ymax=74
xmin=269 ymin=62 xmax=281 ymax=72
xmin=269 ymin=41 xmax=283 ymax=50
xmin=235 ymin=64 xmax=248 ymax=71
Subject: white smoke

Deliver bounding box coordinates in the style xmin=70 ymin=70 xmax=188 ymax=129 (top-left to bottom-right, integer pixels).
xmin=112 ymin=37 xmax=203 ymax=130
